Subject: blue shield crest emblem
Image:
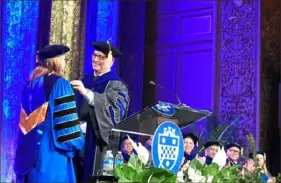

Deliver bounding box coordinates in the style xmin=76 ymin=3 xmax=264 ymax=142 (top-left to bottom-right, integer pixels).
xmin=152 ymin=102 xmax=175 ymax=117
xmin=152 ymin=121 xmax=184 ymax=174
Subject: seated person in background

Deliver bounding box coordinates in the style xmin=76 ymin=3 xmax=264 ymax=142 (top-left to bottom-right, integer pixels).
xmin=180 ymin=133 xmax=199 ymax=170
xmin=122 ymin=135 xmax=137 ymax=163
xmin=144 ymin=136 xmax=153 ymax=167
xmin=224 ymin=142 xmax=242 ymax=167
xmin=198 ymin=141 xmax=220 ymax=165
xmin=246 ymin=151 xmax=276 ymax=183
xmin=183 ymin=133 xmax=199 ymax=161
xmin=144 ymin=137 xmax=152 ymax=152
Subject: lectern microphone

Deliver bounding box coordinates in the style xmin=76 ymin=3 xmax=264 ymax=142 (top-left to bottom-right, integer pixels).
xmin=149 ymin=80 xmax=182 ymax=105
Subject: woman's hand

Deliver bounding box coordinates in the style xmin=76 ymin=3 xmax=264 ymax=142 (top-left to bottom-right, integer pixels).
xmin=244 ymin=159 xmax=255 ymax=172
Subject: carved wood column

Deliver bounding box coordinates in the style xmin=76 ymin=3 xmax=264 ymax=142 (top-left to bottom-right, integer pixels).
xmin=218 ymin=0 xmax=261 ymax=155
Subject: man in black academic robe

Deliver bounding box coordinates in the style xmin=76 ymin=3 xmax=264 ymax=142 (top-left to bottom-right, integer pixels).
xmin=198 ymin=141 xmax=220 ymax=165
xmin=71 ymin=41 xmax=129 ymax=182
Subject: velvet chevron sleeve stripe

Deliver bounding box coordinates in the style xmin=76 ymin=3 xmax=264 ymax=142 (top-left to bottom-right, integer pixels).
xmin=54 ymin=95 xmax=76 ymax=106
xmin=108 ymin=91 xmax=129 ymax=126
xmin=54 ymin=107 xmax=77 ymax=118
xmin=54 ymin=119 xmax=80 ymax=131
xmin=53 ymin=98 xmax=80 ymax=143
xmin=53 ymin=93 xmax=79 ymax=132
xmin=118 ymin=91 xmax=129 ymax=106
xmin=57 ymin=131 xmax=81 ymax=143
xmin=50 ymin=78 xmax=84 ymax=155
xmin=109 ymin=106 xmax=117 ymax=126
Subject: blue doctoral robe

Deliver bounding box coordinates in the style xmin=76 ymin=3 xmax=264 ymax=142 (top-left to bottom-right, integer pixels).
xmin=184 ymin=147 xmax=199 ymax=161
xmin=260 ymin=173 xmax=269 ymax=182
xmin=122 ymin=150 xmax=138 ymax=163
xmin=79 ymin=71 xmax=129 ymax=181
xmin=14 ymin=74 xmax=84 ymax=183
xmin=205 ymin=156 xmax=213 ymax=165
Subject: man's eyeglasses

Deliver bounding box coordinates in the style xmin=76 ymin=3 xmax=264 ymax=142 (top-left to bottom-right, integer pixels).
xmin=92 ymin=54 xmax=107 ymax=61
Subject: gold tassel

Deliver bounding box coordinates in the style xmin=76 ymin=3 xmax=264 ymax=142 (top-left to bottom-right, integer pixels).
xmin=107 ymin=38 xmax=113 ymax=62
xmin=264 ymin=153 xmax=266 ymax=161
xmin=241 ymin=147 xmax=243 ymax=155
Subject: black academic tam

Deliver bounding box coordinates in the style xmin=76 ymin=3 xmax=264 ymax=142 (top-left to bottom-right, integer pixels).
xmin=92 ymin=41 xmax=122 ymax=57
xmin=204 ymin=141 xmax=220 ymax=148
xmin=38 ymin=44 xmax=70 ymax=60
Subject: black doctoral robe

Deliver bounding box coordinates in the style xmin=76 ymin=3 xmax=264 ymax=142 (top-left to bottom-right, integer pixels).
xmin=79 ymin=71 xmax=129 ymax=181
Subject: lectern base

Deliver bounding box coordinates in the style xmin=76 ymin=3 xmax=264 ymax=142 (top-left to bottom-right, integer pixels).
xmin=89 ymin=175 xmax=118 ymax=183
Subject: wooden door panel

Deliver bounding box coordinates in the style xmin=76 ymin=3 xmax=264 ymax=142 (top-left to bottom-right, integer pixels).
xmin=144 ymin=1 xmax=217 ymax=110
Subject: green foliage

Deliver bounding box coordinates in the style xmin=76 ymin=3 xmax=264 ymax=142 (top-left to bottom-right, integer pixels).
xmin=208 ymin=124 xmax=229 ymax=142
xmin=114 ymin=154 xmax=176 ymax=183
xmin=276 ymin=173 xmax=281 ymax=183
xmin=212 ymin=165 xmax=240 ymax=183
xmin=237 ymin=168 xmax=264 ymax=183
xmin=247 ymin=134 xmax=256 ymax=157
xmin=182 ymin=158 xmax=270 ymax=183
xmin=197 ymin=116 xmax=241 ymax=150
xmin=201 ymin=163 xmax=219 ymax=177
xmin=189 ymin=159 xmax=204 ymax=171
xmin=183 ymin=159 xmax=241 ymax=183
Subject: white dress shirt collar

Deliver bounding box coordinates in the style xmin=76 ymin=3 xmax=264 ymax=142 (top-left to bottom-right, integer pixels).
xmin=94 ymin=69 xmax=111 ymax=76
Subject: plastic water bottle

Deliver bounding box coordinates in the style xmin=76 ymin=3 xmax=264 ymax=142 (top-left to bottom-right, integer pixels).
xmin=103 ymin=150 xmax=114 ymax=175
xmin=114 ymin=151 xmax=124 ymax=168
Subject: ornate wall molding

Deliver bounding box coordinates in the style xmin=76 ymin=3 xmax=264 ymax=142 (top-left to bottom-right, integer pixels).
xmin=219 ymin=0 xmax=260 ymax=154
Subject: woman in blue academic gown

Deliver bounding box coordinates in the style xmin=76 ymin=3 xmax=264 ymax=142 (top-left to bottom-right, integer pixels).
xmin=183 ymin=133 xmax=199 ymax=162
xmin=14 ymin=45 xmax=84 ymax=183
xmin=180 ymin=133 xmax=199 ymax=169
xmin=247 ymin=151 xmax=276 ymax=182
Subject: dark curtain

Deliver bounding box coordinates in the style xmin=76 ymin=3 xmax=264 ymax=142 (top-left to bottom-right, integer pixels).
xmin=36 ymin=0 xmax=52 ymax=50
xmin=118 ymin=0 xmax=146 ymax=115
xmin=264 ymin=66 xmax=280 ymax=175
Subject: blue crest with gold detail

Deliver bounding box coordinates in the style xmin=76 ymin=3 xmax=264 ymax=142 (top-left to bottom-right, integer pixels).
xmin=152 ymin=102 xmax=175 ymax=116
xmin=152 ymin=121 xmax=184 ymax=174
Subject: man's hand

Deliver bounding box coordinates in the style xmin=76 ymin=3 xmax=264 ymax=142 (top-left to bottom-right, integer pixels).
xmin=70 ymin=80 xmax=88 ymax=95
xmin=197 ymin=156 xmax=206 ymax=165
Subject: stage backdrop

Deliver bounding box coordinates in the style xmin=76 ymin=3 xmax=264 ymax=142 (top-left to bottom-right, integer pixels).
xmin=1 ymin=0 xmax=270 ymax=181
